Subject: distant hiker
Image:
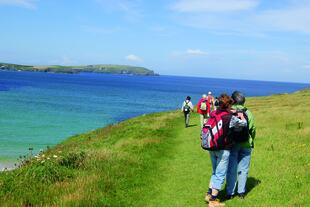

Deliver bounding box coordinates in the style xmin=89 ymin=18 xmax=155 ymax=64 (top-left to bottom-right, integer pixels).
xmin=181 ymin=96 xmax=194 ymax=127
xmin=226 ymin=91 xmax=256 ymax=200
xmin=202 ymin=93 xmax=247 ymax=207
xmin=197 ymin=94 xmax=209 ymax=128
xmin=214 ymin=97 xmax=219 ymax=110
xmin=207 ymin=91 xmax=215 ymax=112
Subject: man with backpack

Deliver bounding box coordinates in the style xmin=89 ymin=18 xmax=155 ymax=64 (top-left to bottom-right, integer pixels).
xmin=197 ymin=94 xmax=209 ymax=128
xmin=226 ymin=91 xmax=256 ymax=199
xmin=181 ymin=96 xmax=194 ymax=128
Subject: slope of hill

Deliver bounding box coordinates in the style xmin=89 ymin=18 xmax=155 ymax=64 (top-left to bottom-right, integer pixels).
xmin=0 ymin=89 xmax=309 ymax=206
xmin=0 ymin=63 xmax=157 ymax=75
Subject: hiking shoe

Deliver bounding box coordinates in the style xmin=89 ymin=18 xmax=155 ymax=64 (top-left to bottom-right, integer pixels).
xmin=238 ymin=193 xmax=245 ymax=199
xmin=208 ymin=199 xmax=225 ymax=207
xmin=204 ymin=193 xmax=211 ymax=203
xmin=226 ymin=194 xmax=234 ymax=200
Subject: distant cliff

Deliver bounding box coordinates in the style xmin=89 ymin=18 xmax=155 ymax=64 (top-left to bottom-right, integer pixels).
xmin=0 ymin=63 xmax=158 ymax=76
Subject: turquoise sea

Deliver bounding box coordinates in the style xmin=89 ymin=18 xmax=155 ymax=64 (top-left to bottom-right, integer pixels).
xmin=1 ymin=70 xmax=309 ymax=167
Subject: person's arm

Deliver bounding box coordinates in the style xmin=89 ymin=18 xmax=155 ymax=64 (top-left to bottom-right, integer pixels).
xmin=189 ymin=102 xmax=194 ymax=111
xmin=196 ymin=100 xmax=201 ymax=113
xmin=247 ymin=110 xmax=256 ymax=139
xmin=181 ymin=101 xmax=185 ymax=112
xmin=229 ymin=112 xmax=247 ymax=128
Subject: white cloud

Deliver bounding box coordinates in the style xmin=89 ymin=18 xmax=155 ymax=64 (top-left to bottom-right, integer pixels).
xmin=0 ymin=0 xmax=37 ymax=9
xmin=301 ymin=64 xmax=310 ymax=69
xmin=125 ymin=54 xmax=143 ymax=62
xmin=48 ymin=56 xmax=76 ymax=66
xmin=256 ymin=6 xmax=310 ymax=34
xmin=81 ymin=25 xmax=122 ymax=35
xmin=171 ymin=49 xmax=209 ymax=58
xmin=171 ymin=0 xmax=259 ymax=13
xmin=186 ymin=49 xmax=208 ymax=56
xmin=95 ymin=0 xmax=143 ymax=21
xmin=171 ymin=0 xmax=310 ymax=35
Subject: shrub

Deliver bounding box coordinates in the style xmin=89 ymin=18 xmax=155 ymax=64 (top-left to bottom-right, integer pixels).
xmin=59 ymin=151 xmax=86 ymax=169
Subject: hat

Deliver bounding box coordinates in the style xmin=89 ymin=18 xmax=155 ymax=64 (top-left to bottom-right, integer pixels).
xmin=208 ymin=91 xmax=212 ymax=95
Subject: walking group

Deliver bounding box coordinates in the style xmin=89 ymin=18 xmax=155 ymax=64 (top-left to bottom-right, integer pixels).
xmin=181 ymin=91 xmax=256 ymax=207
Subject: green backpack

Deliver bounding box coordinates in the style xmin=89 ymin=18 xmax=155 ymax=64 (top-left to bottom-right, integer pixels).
xmin=200 ymin=100 xmax=207 ymax=111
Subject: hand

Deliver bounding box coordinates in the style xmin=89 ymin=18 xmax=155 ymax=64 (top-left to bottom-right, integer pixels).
xmin=237 ymin=112 xmax=245 ymax=120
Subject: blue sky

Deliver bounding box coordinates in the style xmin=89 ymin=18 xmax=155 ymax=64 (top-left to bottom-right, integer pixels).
xmin=0 ymin=0 xmax=309 ymax=83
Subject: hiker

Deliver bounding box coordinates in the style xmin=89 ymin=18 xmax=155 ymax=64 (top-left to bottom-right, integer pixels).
xmin=181 ymin=96 xmax=194 ymax=127
xmin=207 ymin=91 xmax=215 ymax=112
xmin=226 ymin=91 xmax=256 ymax=199
xmin=203 ymin=93 xmax=247 ymax=207
xmin=214 ymin=97 xmax=219 ymax=110
xmin=197 ymin=94 xmax=209 ymax=128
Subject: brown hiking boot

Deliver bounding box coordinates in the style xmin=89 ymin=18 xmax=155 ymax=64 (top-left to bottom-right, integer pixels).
xmin=205 ymin=193 xmax=211 ymax=203
xmin=208 ymin=199 xmax=225 ymax=207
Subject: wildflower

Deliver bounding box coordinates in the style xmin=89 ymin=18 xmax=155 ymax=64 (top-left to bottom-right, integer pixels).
xmin=53 ymin=155 xmax=58 ymax=158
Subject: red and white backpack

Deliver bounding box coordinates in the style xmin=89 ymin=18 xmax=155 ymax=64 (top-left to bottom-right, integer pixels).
xmin=201 ymin=110 xmax=232 ymax=151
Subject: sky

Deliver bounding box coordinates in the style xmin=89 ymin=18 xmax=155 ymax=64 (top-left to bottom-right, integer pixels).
xmin=0 ymin=0 xmax=310 ymax=83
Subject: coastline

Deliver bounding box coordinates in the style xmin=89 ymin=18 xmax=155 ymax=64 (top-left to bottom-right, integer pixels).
xmin=0 ymin=89 xmax=309 ymax=172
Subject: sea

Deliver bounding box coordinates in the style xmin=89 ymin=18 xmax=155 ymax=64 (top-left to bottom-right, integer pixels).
xmin=0 ymin=70 xmax=309 ymax=168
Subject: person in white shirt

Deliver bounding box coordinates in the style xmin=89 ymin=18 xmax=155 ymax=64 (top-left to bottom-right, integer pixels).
xmin=181 ymin=96 xmax=194 ymax=127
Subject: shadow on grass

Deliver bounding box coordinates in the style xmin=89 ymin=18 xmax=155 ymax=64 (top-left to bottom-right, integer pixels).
xmin=186 ymin=124 xmax=197 ymax=128
xmin=218 ymin=177 xmax=261 ymax=201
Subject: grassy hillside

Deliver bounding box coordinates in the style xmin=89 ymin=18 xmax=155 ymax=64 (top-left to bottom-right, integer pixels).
xmin=0 ymin=63 xmax=156 ymax=75
xmin=0 ymin=89 xmax=309 ymax=206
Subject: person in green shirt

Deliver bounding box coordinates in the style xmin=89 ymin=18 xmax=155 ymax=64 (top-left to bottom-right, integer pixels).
xmin=226 ymin=91 xmax=256 ymax=199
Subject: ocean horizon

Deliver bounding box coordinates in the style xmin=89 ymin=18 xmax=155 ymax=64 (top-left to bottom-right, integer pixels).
xmin=1 ymin=70 xmax=309 ymax=169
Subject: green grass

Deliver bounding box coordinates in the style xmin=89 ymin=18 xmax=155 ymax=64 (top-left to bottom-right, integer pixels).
xmin=0 ymin=89 xmax=309 ymax=206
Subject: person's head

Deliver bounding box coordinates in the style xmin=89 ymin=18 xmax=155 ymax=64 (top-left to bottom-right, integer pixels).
xmin=186 ymin=96 xmax=191 ymax=101
xmin=231 ymin=91 xmax=246 ymax=105
xmin=218 ymin=93 xmax=233 ymax=110
xmin=202 ymin=94 xmax=207 ymax=99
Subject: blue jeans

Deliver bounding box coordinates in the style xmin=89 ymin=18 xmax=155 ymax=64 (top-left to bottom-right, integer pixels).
xmin=209 ymin=150 xmax=230 ymax=190
xmin=226 ymin=145 xmax=252 ymax=195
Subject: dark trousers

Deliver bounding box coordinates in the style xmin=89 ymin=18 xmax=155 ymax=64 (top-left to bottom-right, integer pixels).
xmin=184 ymin=112 xmax=190 ymax=127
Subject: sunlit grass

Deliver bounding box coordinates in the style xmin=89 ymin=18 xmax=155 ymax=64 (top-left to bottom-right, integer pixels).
xmin=0 ymin=89 xmax=309 ymax=206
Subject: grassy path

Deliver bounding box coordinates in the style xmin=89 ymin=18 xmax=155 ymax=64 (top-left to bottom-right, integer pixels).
xmin=147 ymin=113 xmax=209 ymax=206
xmin=146 ymin=90 xmax=310 ymax=207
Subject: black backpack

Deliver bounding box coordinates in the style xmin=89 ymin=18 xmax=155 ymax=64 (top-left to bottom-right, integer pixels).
xmin=183 ymin=102 xmax=191 ymax=113
xmin=230 ymin=108 xmax=250 ymax=143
